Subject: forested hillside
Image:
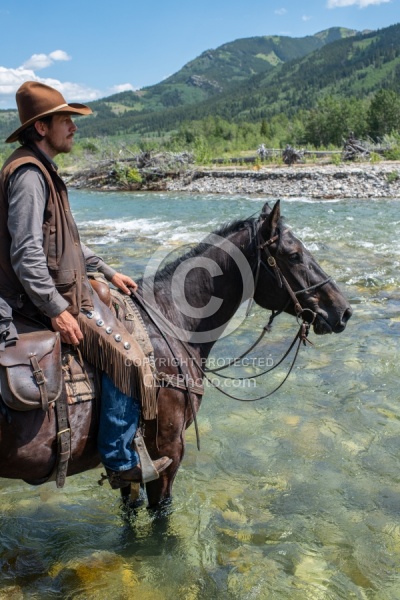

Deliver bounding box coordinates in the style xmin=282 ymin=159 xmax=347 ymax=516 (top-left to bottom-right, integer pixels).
xmin=86 ymin=26 xmax=356 ymax=120
xmin=72 ymin=23 xmax=399 ymax=139
xmin=0 ymin=26 xmax=367 ymax=142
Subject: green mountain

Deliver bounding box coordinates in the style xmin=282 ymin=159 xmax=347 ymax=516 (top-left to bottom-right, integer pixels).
xmin=159 ymin=27 xmax=357 ymax=95
xmin=0 ymin=27 xmax=358 ymax=142
xmin=3 ymin=24 xmax=400 ymax=144
xmin=73 ymin=23 xmax=399 ymax=138
xmin=227 ymin=22 xmax=400 ymax=120
xmin=78 ymin=27 xmax=357 ymax=130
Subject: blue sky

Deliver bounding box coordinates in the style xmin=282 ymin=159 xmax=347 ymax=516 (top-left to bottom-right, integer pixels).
xmin=0 ymin=0 xmax=398 ymax=108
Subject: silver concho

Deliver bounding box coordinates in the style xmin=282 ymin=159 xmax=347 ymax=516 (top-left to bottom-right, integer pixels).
xmin=123 ymin=342 xmax=131 ymax=350
xmin=105 ymin=327 xmax=113 ymax=334
xmin=96 ymin=319 xmax=105 ymax=327
xmin=86 ymin=311 xmax=95 ymax=319
xmin=114 ymin=334 xmax=122 ymax=342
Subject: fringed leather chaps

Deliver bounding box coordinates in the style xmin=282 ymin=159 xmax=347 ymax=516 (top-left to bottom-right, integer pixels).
xmin=77 ymin=291 xmax=157 ymax=420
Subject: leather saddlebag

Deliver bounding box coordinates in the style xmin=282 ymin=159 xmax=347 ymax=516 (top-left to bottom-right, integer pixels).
xmin=0 ymin=331 xmax=62 ymax=412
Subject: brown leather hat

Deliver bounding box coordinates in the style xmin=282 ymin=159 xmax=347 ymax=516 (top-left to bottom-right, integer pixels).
xmin=5 ymin=81 xmax=92 ymax=143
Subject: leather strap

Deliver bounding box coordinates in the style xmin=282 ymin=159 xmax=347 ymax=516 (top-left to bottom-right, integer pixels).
xmin=29 ymin=355 xmax=49 ymax=412
xmin=53 ymin=387 xmax=71 ymax=488
xmin=30 ymin=386 xmax=71 ymax=489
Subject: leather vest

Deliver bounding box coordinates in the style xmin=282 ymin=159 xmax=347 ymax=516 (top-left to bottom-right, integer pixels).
xmin=0 ymin=145 xmax=93 ymax=316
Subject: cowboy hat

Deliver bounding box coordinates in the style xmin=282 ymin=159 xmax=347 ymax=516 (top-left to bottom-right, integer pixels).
xmin=5 ymin=81 xmax=92 ymax=143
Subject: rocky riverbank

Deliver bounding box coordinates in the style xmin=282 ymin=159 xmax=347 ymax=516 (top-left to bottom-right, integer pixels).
xmin=166 ymin=163 xmax=400 ymax=198
xmin=66 ymin=160 xmax=400 ymax=198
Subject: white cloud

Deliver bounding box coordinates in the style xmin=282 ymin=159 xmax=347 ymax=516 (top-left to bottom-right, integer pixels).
xmin=43 ymin=79 xmax=102 ymax=102
xmin=0 ymin=50 xmax=137 ymax=108
xmin=274 ymin=8 xmax=287 ymax=15
xmin=109 ymin=83 xmax=135 ymax=94
xmin=23 ymin=54 xmax=53 ymax=70
xmin=327 ymin=0 xmax=390 ymax=7
xmin=302 ymin=14 xmax=312 ymax=20
xmin=0 ymin=62 xmax=102 ymax=108
xmin=0 ymin=66 xmax=38 ymax=95
xmin=49 ymin=50 xmax=71 ymax=62
xmin=23 ymin=49 xmax=72 ymax=71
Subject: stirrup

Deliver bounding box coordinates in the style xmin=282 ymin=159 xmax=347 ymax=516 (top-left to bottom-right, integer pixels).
xmin=133 ymin=432 xmax=160 ymax=483
xmin=98 ymin=457 xmax=172 ymax=489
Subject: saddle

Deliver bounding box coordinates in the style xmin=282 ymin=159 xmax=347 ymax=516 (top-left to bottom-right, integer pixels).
xmin=0 ymin=279 xmax=158 ymax=488
xmin=0 ymin=277 xmax=152 ymax=414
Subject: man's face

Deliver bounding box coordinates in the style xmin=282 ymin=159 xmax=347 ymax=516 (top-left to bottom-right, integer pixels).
xmin=37 ymin=113 xmax=77 ymax=158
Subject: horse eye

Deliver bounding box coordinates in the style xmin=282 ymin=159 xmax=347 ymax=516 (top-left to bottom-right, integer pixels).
xmin=289 ymin=252 xmax=301 ymax=263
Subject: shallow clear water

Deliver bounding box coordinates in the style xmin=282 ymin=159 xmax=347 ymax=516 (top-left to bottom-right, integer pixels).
xmin=1 ymin=192 xmax=399 ymax=599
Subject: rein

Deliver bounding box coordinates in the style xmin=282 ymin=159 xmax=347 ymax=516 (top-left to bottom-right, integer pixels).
xmin=204 ymin=218 xmax=331 ymax=376
xmin=131 ymin=215 xmax=332 ymax=406
xmin=132 ymin=288 xmax=307 ymax=406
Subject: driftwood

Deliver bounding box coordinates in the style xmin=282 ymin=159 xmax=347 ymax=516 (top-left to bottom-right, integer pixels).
xmin=64 ymin=151 xmax=194 ymax=191
xmin=282 ymin=145 xmax=304 ymax=166
xmin=136 ymin=150 xmax=194 ymax=171
xmin=257 ymin=144 xmax=269 ymax=160
xmin=342 ymin=133 xmax=370 ymax=161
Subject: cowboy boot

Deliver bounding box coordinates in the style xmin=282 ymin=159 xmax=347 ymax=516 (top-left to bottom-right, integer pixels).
xmin=99 ymin=456 xmax=172 ymax=489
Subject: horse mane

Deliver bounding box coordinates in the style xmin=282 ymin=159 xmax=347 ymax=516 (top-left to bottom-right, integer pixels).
xmin=137 ymin=211 xmax=285 ymax=290
xmin=151 ymin=217 xmax=255 ymax=286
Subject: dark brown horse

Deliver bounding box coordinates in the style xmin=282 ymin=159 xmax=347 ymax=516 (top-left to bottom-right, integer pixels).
xmin=0 ymin=201 xmax=352 ymax=507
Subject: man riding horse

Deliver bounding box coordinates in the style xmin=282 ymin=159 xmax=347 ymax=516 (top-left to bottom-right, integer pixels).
xmin=0 ymin=81 xmax=171 ymax=488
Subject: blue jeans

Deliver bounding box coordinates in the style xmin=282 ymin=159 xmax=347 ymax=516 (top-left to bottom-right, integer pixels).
xmin=98 ymin=373 xmax=141 ymax=472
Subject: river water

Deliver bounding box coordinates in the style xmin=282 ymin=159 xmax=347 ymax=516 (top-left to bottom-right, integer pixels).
xmin=1 ymin=191 xmax=399 ymax=599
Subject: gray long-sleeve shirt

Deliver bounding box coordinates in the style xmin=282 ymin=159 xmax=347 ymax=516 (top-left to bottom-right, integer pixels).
xmin=0 ymin=296 xmax=18 ymax=348
xmin=7 ymin=163 xmax=117 ymax=318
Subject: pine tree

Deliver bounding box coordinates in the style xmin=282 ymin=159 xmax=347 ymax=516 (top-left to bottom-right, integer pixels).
xmin=260 ymin=119 xmax=268 ymax=136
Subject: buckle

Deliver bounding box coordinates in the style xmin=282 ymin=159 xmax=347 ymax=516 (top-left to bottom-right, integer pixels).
xmin=267 ymin=256 xmax=276 ymax=267
xmin=32 ymin=368 xmax=45 ymax=386
xmin=57 ymin=428 xmax=71 ymax=439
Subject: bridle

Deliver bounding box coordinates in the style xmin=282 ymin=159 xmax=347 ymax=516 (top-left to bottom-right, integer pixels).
xmin=205 ymin=216 xmax=332 ymax=377
xmin=254 ymin=215 xmax=331 ymax=323
xmin=130 ymin=214 xmax=335 ymax=449
xmin=134 ymin=214 xmax=332 ymax=384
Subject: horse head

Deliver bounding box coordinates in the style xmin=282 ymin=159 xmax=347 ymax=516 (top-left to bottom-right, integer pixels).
xmin=253 ymin=201 xmax=352 ymax=334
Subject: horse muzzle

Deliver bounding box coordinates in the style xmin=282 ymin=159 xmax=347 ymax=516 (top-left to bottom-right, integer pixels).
xmin=313 ymin=306 xmax=352 ymax=335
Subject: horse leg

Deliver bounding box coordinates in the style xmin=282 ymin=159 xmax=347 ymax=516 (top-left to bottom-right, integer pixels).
xmin=143 ymin=388 xmax=200 ymax=508
xmin=145 ymin=459 xmax=181 ymax=508
xmin=116 ymin=386 xmax=200 ymax=509
xmin=120 ymin=483 xmax=145 ymax=513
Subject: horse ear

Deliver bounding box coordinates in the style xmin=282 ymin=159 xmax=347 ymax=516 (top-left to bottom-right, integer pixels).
xmin=260 ymin=201 xmax=272 ymax=216
xmin=260 ymin=200 xmax=281 ymax=237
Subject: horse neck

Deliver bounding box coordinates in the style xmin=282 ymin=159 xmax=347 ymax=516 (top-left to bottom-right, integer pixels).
xmin=149 ymin=227 xmax=256 ymax=359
